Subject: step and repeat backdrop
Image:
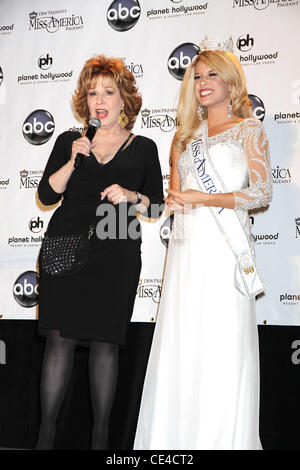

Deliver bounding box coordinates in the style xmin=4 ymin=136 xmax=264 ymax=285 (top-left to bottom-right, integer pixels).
xmin=0 ymin=0 xmax=300 ymax=325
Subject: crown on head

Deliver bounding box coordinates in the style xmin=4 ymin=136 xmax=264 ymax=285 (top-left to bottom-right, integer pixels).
xmin=198 ymin=36 xmax=234 ymax=53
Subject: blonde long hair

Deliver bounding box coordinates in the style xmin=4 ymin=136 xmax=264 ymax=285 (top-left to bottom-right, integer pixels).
xmin=174 ymin=50 xmax=253 ymax=152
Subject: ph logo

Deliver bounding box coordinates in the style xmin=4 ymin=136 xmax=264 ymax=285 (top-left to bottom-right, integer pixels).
xmin=107 ymin=0 xmax=141 ymax=31
xmin=248 ymin=94 xmax=265 ymax=121
xmin=237 ymin=34 xmax=254 ymax=52
xmin=168 ymin=43 xmax=199 ymax=80
xmin=29 ymin=216 xmax=44 ymax=233
xmin=38 ymin=53 xmax=53 ymax=70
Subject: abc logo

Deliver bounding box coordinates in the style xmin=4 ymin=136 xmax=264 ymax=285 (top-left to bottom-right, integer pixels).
xmin=160 ymin=214 xmax=174 ymax=247
xmin=13 ymin=271 xmax=39 ymax=308
xmin=107 ymin=0 xmax=141 ymax=31
xmin=168 ymin=43 xmax=199 ymax=81
xmin=237 ymin=34 xmax=254 ymax=52
xmin=38 ymin=53 xmax=53 ymax=70
xmin=22 ymin=109 xmax=55 ymax=145
xmin=248 ymin=94 xmax=265 ymax=121
xmin=29 ymin=216 xmax=44 ymax=233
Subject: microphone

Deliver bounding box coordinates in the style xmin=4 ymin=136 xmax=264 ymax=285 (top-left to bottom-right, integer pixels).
xmin=74 ymin=117 xmax=101 ymax=168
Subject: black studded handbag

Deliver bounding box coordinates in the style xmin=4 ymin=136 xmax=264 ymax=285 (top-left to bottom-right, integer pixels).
xmin=39 ymin=225 xmax=95 ymax=277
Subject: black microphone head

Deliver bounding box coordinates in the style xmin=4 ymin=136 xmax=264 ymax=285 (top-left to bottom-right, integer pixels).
xmin=89 ymin=118 xmax=101 ymax=129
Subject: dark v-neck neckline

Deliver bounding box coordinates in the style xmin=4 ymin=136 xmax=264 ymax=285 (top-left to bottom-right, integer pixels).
xmin=91 ymin=133 xmax=134 ymax=167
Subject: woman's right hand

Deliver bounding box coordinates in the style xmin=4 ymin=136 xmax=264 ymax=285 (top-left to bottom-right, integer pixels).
xmin=70 ymin=136 xmax=96 ymax=164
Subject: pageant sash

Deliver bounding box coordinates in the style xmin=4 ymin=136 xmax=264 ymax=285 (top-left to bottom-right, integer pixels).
xmin=188 ymin=121 xmax=265 ymax=299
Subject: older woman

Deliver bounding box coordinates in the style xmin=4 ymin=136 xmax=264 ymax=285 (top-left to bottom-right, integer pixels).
xmin=36 ymin=55 xmax=164 ymax=449
xmin=134 ymin=43 xmax=272 ymax=450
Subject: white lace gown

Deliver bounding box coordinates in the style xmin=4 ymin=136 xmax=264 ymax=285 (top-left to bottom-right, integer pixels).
xmin=134 ymin=118 xmax=272 ymax=450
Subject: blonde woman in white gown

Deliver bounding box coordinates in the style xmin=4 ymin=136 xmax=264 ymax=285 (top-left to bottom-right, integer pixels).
xmin=134 ymin=43 xmax=272 ymax=450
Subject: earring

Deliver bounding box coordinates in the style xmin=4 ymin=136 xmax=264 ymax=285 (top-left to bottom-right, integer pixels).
xmin=118 ymin=107 xmax=129 ymax=128
xmin=227 ymin=100 xmax=232 ymax=118
xmin=197 ymin=104 xmax=204 ymax=120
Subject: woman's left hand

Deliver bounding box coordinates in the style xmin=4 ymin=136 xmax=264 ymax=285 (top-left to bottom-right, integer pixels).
xmin=165 ymin=188 xmax=206 ymax=209
xmin=101 ymin=184 xmax=136 ymax=205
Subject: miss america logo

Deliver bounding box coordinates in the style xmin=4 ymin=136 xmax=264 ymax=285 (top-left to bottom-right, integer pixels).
xmin=29 ymin=10 xmax=84 ymax=33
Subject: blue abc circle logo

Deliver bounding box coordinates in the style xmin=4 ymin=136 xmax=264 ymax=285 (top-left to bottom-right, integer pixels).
xmin=168 ymin=43 xmax=199 ymax=80
xmin=107 ymin=0 xmax=141 ymax=31
xmin=13 ymin=271 xmax=39 ymax=308
xmin=248 ymin=94 xmax=265 ymax=121
xmin=22 ymin=109 xmax=55 ymax=145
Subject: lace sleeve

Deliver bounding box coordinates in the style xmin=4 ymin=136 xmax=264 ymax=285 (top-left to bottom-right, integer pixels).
xmin=233 ymin=119 xmax=272 ymax=211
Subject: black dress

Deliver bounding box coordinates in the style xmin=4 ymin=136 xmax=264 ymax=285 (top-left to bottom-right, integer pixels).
xmin=38 ymin=131 xmax=164 ymax=346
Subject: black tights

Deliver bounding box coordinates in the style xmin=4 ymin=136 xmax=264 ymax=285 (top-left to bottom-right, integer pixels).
xmin=35 ymin=330 xmax=119 ymax=450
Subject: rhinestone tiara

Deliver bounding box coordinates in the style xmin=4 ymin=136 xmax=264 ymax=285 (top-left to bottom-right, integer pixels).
xmin=198 ymin=36 xmax=234 ymax=53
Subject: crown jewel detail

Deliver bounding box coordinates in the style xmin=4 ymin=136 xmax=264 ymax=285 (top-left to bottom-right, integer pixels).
xmin=198 ymin=36 xmax=234 ymax=53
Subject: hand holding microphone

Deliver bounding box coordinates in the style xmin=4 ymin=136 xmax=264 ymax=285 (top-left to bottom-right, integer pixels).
xmin=73 ymin=118 xmax=101 ymax=169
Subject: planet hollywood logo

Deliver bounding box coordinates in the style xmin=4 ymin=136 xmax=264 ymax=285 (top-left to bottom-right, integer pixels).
xmin=147 ymin=2 xmax=208 ymax=19
xmin=140 ymin=108 xmax=178 ymax=132
xmin=69 ymin=124 xmax=85 ymax=133
xmin=272 ymin=166 xmax=292 ymax=184
xmin=29 ymin=216 xmax=44 ymax=234
xmin=29 ymin=10 xmax=83 ymax=33
xmin=8 ymin=214 xmax=44 ymax=246
xmin=22 ymin=110 xmax=55 ymax=145
xmin=168 ymin=43 xmax=199 ymax=80
xmin=8 ymin=233 xmax=44 ymax=247
xmin=0 ymin=178 xmax=9 ymax=190
xmin=280 ymin=293 xmax=300 ymax=306
xmin=38 ymin=53 xmax=53 ymax=70
xmin=237 ymin=34 xmax=279 ymax=66
xmin=274 ymin=111 xmax=300 ymax=124
xmin=107 ymin=0 xmax=141 ymax=31
xmin=136 ymin=279 xmax=162 ymax=305
xmin=252 ymin=232 xmax=279 ymax=245
xmin=19 ymin=169 xmax=43 ymax=190
xmin=0 ymin=23 xmax=14 ymax=34
xmin=248 ymin=94 xmax=265 ymax=121
xmin=18 ymin=54 xmax=73 ymax=85
xmin=237 ymin=34 xmax=254 ymax=52
xmin=233 ymin=0 xmax=299 ymax=9
xmin=13 ymin=271 xmax=39 ymax=308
